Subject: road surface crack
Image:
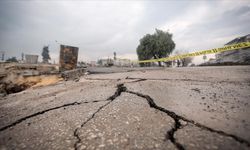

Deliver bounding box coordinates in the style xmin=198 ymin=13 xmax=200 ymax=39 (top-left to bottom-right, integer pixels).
xmin=0 ymin=100 xmax=108 ymax=132
xmin=126 ymin=77 xmax=209 ymax=83
xmin=126 ymin=77 xmax=245 ymax=85
xmin=84 ymin=78 xmax=119 ymax=81
xmin=166 ymin=118 xmax=185 ymax=150
xmin=129 ymin=78 xmax=147 ymax=83
xmin=125 ymin=90 xmax=185 ymax=150
xmin=125 ymin=89 xmax=250 ymax=149
xmin=0 ymin=102 xmax=81 ymax=132
xmin=73 ymin=84 xmax=127 ymax=150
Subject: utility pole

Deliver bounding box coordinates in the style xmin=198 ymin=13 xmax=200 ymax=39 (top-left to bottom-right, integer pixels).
xmin=203 ymin=55 xmax=207 ymax=63
xmin=21 ymin=52 xmax=24 ymax=61
xmin=0 ymin=51 xmax=5 ymax=61
xmin=114 ymin=52 xmax=117 ymax=60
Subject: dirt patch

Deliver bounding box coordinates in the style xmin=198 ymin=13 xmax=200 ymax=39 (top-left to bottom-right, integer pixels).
xmin=31 ymin=75 xmax=63 ymax=87
xmin=0 ymin=74 xmax=62 ymax=95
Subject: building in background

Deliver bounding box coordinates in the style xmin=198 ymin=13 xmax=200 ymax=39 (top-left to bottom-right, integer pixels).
xmin=90 ymin=61 xmax=97 ymax=67
xmin=59 ymin=45 xmax=79 ymax=71
xmin=97 ymin=58 xmax=139 ymax=67
xmin=25 ymin=54 xmax=38 ymax=64
xmin=114 ymin=58 xmax=132 ymax=67
xmin=216 ymin=34 xmax=250 ymax=64
xmin=97 ymin=58 xmax=114 ymax=67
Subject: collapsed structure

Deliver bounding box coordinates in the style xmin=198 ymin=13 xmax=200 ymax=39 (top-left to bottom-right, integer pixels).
xmin=0 ymin=44 xmax=81 ymax=95
xmin=216 ymin=34 xmax=250 ymax=64
xmin=25 ymin=54 xmax=39 ymax=64
xmin=59 ymin=45 xmax=79 ymax=71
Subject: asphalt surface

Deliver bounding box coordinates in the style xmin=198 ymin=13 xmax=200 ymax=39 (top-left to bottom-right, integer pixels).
xmin=0 ymin=66 xmax=250 ymax=150
xmin=86 ymin=66 xmax=162 ymax=74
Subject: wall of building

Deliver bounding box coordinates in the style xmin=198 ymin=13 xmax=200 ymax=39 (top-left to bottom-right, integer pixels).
xmin=215 ymin=34 xmax=250 ymax=64
xmin=114 ymin=59 xmax=131 ymax=67
xmin=61 ymin=68 xmax=86 ymax=81
xmin=25 ymin=55 xmax=38 ymax=64
xmin=59 ymin=45 xmax=79 ymax=71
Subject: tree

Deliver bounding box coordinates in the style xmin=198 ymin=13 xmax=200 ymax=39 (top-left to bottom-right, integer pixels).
xmin=42 ymin=46 xmax=51 ymax=63
xmin=97 ymin=59 xmax=102 ymax=65
xmin=174 ymin=50 xmax=193 ymax=67
xmin=6 ymin=57 xmax=18 ymax=62
xmin=136 ymin=29 xmax=175 ymax=66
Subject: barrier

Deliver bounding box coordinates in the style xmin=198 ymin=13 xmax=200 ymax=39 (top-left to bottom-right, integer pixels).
xmin=138 ymin=42 xmax=250 ymax=63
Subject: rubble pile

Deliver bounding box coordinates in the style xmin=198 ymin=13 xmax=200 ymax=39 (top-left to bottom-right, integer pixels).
xmin=0 ymin=63 xmax=61 ymax=96
xmin=0 ymin=74 xmax=62 ymax=95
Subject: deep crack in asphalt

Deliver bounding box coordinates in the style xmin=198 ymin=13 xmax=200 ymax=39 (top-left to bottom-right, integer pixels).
xmin=73 ymin=84 xmax=127 ymax=150
xmin=0 ymin=100 xmax=107 ymax=132
xmin=1 ymin=78 xmax=249 ymax=149
xmin=166 ymin=119 xmax=185 ymax=150
xmin=129 ymin=78 xmax=147 ymax=83
xmin=71 ymin=80 xmax=250 ymax=150
xmin=126 ymin=77 xmax=245 ymax=85
xmin=125 ymin=90 xmax=185 ymax=150
xmin=125 ymin=89 xmax=250 ymax=149
xmin=126 ymin=77 xmax=209 ymax=83
xmin=84 ymin=78 xmax=118 ymax=81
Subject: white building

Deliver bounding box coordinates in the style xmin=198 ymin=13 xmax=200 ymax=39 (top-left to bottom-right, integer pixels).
xmin=25 ymin=54 xmax=39 ymax=64
xmin=216 ymin=34 xmax=250 ymax=63
xmin=114 ymin=58 xmax=131 ymax=67
xmin=98 ymin=58 xmax=114 ymax=66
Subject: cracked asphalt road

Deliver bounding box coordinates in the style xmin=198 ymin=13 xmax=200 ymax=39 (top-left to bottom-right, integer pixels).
xmin=0 ymin=66 xmax=250 ymax=150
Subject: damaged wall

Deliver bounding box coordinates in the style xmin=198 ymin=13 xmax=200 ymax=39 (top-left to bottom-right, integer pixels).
xmin=59 ymin=45 xmax=79 ymax=71
xmin=25 ymin=55 xmax=38 ymax=64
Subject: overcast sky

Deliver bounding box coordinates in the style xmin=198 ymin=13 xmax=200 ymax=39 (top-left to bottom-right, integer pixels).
xmin=0 ymin=0 xmax=250 ymax=63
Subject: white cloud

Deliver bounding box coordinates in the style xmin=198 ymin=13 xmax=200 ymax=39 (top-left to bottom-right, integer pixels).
xmin=0 ymin=0 xmax=249 ymax=64
xmin=161 ymin=0 xmax=250 ymax=53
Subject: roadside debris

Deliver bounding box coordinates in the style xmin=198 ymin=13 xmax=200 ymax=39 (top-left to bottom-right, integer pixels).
xmin=0 ymin=74 xmax=62 ymax=95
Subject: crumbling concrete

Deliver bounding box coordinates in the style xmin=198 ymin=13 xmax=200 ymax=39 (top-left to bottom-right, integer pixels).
xmin=61 ymin=68 xmax=86 ymax=81
xmin=59 ymin=45 xmax=79 ymax=71
xmin=0 ymin=63 xmax=60 ymax=95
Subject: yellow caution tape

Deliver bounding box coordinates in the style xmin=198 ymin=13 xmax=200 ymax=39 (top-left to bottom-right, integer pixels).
xmin=138 ymin=41 xmax=250 ymax=63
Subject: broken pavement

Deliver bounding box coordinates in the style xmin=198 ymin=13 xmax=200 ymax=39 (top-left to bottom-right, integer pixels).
xmin=0 ymin=66 xmax=250 ymax=150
